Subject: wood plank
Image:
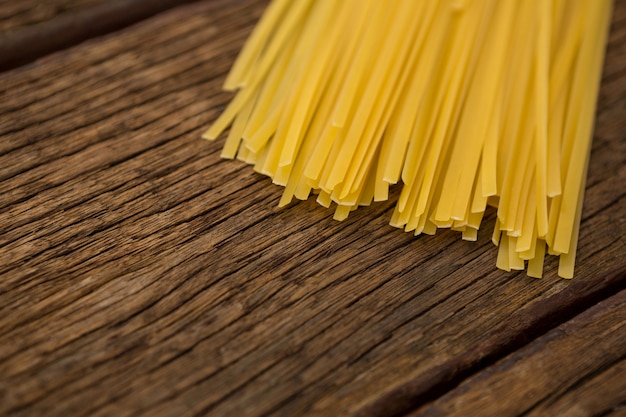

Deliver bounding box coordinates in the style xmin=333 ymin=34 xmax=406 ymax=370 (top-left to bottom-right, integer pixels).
xmin=0 ymin=0 xmax=102 ymax=32
xmin=408 ymin=289 xmax=626 ymax=417
xmin=0 ymin=1 xmax=624 ymax=416
xmin=352 ymin=269 xmax=626 ymax=417
xmin=0 ymin=0 xmax=202 ymax=71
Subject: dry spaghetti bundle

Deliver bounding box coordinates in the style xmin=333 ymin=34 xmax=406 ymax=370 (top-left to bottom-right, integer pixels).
xmin=203 ymin=0 xmax=612 ymax=278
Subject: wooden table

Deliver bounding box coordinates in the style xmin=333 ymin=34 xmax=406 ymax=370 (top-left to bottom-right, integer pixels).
xmin=1 ymin=1 xmax=624 ymax=416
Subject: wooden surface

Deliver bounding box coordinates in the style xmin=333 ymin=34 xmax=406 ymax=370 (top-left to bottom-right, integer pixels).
xmin=409 ymin=289 xmax=626 ymax=417
xmin=0 ymin=0 xmax=102 ymax=31
xmin=0 ymin=0 xmax=201 ymax=70
xmin=0 ymin=1 xmax=624 ymax=416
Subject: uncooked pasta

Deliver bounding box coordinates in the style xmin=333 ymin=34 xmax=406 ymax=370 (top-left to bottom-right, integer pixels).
xmin=203 ymin=0 xmax=612 ymax=279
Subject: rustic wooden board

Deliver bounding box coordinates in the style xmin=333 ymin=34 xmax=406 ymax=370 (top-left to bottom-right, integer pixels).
xmin=0 ymin=0 xmax=202 ymax=70
xmin=0 ymin=0 xmax=103 ymax=32
xmin=409 ymin=289 xmax=626 ymax=417
xmin=0 ymin=1 xmax=624 ymax=416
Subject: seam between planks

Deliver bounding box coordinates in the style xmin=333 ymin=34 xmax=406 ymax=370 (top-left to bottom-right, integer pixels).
xmin=350 ymin=266 xmax=626 ymax=417
xmin=0 ymin=0 xmax=208 ymax=71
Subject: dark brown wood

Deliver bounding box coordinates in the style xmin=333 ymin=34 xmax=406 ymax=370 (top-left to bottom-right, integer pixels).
xmin=407 ymin=289 xmax=626 ymax=417
xmin=353 ymin=268 xmax=626 ymax=417
xmin=0 ymin=0 xmax=203 ymax=71
xmin=0 ymin=0 xmax=103 ymax=32
xmin=0 ymin=1 xmax=624 ymax=416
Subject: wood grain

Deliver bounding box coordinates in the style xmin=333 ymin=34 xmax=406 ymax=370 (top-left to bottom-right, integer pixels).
xmin=408 ymin=289 xmax=626 ymax=417
xmin=0 ymin=0 xmax=102 ymax=32
xmin=0 ymin=0 xmax=624 ymax=416
xmin=354 ymin=268 xmax=626 ymax=417
xmin=0 ymin=0 xmax=202 ymax=70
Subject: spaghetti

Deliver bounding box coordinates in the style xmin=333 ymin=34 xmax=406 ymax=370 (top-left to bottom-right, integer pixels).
xmin=203 ymin=0 xmax=612 ymax=279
